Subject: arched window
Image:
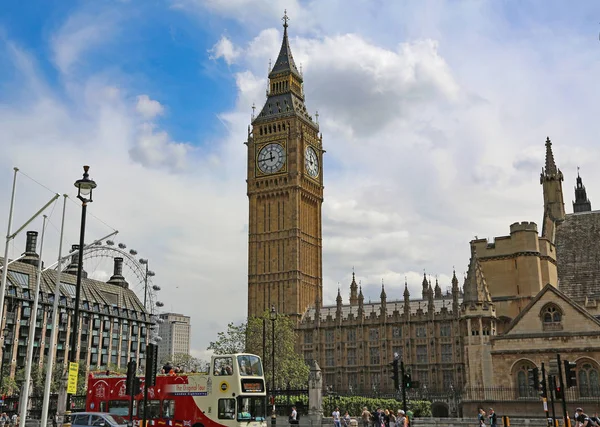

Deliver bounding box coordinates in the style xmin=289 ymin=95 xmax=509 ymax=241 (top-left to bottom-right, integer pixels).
xmin=514 ymin=362 xmax=536 ymax=398
xmin=578 ymin=363 xmax=600 ymax=397
xmin=541 ymin=304 xmax=563 ymax=331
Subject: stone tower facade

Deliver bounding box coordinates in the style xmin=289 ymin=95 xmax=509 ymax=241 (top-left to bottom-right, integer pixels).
xmin=247 ymin=14 xmax=324 ymax=319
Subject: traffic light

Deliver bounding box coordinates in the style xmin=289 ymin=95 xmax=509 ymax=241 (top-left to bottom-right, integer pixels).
xmin=403 ymin=373 xmax=412 ymax=390
xmin=145 ymin=343 xmax=158 ymax=387
xmin=390 ymin=359 xmax=400 ymax=391
xmin=564 ymin=360 xmax=577 ymax=388
xmin=528 ymin=367 xmax=540 ymax=390
xmin=552 ymin=375 xmax=563 ymax=400
xmin=539 ymin=377 xmax=547 ymax=398
xmin=125 ymin=360 xmax=137 ymax=396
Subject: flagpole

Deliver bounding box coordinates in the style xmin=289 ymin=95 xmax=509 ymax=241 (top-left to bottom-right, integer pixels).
xmin=19 ymin=215 xmax=48 ymax=427
xmin=0 ymin=168 xmax=19 ymax=331
xmin=41 ymin=195 xmax=68 ymax=427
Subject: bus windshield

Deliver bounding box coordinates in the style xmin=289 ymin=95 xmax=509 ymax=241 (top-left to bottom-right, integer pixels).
xmin=237 ymin=355 xmax=263 ymax=376
xmin=237 ymin=396 xmax=266 ymax=421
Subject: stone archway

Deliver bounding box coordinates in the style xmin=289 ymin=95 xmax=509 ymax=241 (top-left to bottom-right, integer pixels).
xmin=431 ymin=402 xmax=450 ymax=418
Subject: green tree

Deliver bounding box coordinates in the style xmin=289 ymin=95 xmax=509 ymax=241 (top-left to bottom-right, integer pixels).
xmin=159 ymin=354 xmax=209 ymax=372
xmin=208 ymin=312 xmax=309 ymax=388
xmin=208 ymin=322 xmax=246 ymax=354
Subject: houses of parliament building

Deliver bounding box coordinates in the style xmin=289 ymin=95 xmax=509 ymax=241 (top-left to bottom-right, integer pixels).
xmin=246 ymin=15 xmax=600 ymax=415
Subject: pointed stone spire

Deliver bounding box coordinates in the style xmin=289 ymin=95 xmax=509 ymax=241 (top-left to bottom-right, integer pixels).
xmin=422 ymin=272 xmax=428 ymax=300
xmin=269 ymin=10 xmax=302 ymax=81
xmin=253 ymin=11 xmax=314 ymax=125
xmin=463 ymin=246 xmax=492 ymax=304
xmin=434 ymin=277 xmax=442 ymax=299
xmin=452 ymin=269 xmax=460 ymax=316
xmin=336 ymin=286 xmax=343 ymax=319
xmin=544 ymin=136 xmax=558 ymax=177
xmin=349 ymin=270 xmax=358 ymax=306
xmin=380 ymin=280 xmax=387 ymax=318
xmin=573 ymin=168 xmax=592 ymax=213
xmin=358 ymin=285 xmax=364 ymax=318
xmin=403 ymin=279 xmax=410 ymax=317
xmin=540 ymin=136 xmax=565 ymax=231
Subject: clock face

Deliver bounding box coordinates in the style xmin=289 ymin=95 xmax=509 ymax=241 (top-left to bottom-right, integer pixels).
xmin=257 ymin=143 xmax=286 ymax=174
xmin=305 ymin=146 xmax=319 ymax=178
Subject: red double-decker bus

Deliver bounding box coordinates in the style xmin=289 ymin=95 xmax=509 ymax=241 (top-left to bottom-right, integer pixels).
xmin=86 ymin=353 xmax=267 ymax=427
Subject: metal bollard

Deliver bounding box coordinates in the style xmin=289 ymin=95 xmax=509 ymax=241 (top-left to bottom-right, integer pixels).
xmin=63 ymin=411 xmax=71 ymax=427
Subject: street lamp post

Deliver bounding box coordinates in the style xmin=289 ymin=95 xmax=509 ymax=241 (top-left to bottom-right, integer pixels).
xmin=64 ymin=166 xmax=97 ymax=427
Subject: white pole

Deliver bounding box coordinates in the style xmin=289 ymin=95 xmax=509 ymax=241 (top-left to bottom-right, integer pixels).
xmin=41 ymin=195 xmax=67 ymax=427
xmin=0 ymin=168 xmax=19 ymax=330
xmin=19 ymin=215 xmax=48 ymax=427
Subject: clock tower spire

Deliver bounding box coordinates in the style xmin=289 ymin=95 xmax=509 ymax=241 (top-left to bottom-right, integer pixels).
xmin=247 ymin=12 xmax=324 ymax=321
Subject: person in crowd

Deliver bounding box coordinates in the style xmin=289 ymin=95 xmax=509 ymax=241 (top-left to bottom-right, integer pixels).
xmin=332 ymin=407 xmax=341 ymax=427
xmin=361 ymin=407 xmax=371 ymax=427
xmin=289 ymin=406 xmax=298 ymax=425
xmin=488 ymin=408 xmax=497 ymax=427
xmin=576 ymin=408 xmax=591 ymax=427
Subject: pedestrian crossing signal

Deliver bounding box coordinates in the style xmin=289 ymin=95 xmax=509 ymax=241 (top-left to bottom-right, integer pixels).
xmin=403 ymin=373 xmax=412 ymax=389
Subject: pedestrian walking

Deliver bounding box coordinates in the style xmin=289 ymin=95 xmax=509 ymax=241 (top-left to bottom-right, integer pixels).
xmin=361 ymin=407 xmax=371 ymax=427
xmin=332 ymin=407 xmax=341 ymax=427
xmin=488 ymin=409 xmax=497 ymax=427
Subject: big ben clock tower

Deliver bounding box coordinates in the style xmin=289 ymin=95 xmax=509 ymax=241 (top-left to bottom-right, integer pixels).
xmin=247 ymin=13 xmax=323 ymax=320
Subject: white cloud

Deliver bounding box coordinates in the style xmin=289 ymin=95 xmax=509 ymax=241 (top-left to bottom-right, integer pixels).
xmin=209 ymin=36 xmax=242 ymax=66
xmin=4 ymin=0 xmax=600 ymax=356
xmin=129 ymin=123 xmax=192 ymax=172
xmin=136 ymin=95 xmax=165 ymax=120
xmin=51 ymin=11 xmax=118 ymax=74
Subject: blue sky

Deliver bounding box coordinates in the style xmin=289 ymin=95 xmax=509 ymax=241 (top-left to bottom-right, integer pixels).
xmin=2 ymin=0 xmax=600 ymax=357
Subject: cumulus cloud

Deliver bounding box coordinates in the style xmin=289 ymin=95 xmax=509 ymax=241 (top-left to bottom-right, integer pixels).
xmin=129 ymin=123 xmax=192 ymax=172
xmin=209 ymin=36 xmax=242 ymax=66
xmin=136 ymin=95 xmax=165 ymax=120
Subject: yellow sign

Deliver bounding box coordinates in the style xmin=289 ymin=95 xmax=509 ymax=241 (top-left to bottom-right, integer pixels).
xmin=219 ymin=381 xmax=229 ymax=393
xmin=67 ymin=362 xmax=79 ymax=394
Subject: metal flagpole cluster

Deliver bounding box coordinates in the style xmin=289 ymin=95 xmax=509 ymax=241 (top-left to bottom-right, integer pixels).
xmin=0 ymin=166 xmax=119 ymax=424
xmin=0 ymin=168 xmax=59 ymax=329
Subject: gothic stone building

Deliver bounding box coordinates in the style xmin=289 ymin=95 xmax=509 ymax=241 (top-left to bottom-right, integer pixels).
xmin=247 ymin=16 xmax=600 ymax=416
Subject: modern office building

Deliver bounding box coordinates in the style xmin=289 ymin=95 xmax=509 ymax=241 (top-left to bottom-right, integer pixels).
xmin=157 ymin=312 xmax=191 ymax=364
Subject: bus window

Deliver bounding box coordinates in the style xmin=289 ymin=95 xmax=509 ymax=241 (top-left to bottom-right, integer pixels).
xmin=237 ymin=396 xmax=266 ymax=421
xmin=100 ymin=401 xmax=107 ymax=412
xmin=162 ymin=400 xmax=175 ymax=419
xmin=135 ymin=400 xmax=161 ymax=419
xmin=214 ymin=357 xmax=233 ymax=376
xmin=218 ymin=399 xmax=236 ymax=419
xmin=237 ymin=355 xmax=263 ymax=376
xmin=108 ymin=400 xmax=130 ymax=416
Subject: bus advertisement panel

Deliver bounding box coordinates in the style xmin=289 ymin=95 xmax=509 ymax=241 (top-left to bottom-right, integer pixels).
xmin=86 ymin=354 xmax=267 ymax=427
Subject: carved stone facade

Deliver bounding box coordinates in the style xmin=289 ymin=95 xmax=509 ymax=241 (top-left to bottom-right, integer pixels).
xmin=246 ymin=16 xmax=600 ymax=416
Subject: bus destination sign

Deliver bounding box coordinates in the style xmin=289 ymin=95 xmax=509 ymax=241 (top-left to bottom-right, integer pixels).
xmin=241 ymin=379 xmax=264 ymax=393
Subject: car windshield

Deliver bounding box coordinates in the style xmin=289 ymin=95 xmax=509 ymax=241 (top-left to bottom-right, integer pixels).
xmin=105 ymin=415 xmax=127 ymax=425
